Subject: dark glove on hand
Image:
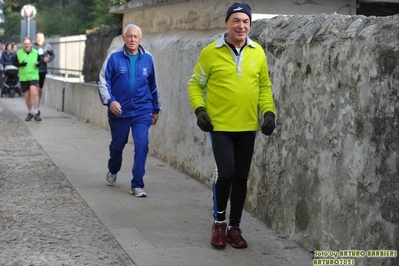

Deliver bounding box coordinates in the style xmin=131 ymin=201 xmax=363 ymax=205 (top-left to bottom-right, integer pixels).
xmin=261 ymin=112 xmax=275 ymax=135
xmin=35 ymin=61 xmax=41 ymax=67
xmin=195 ymin=107 xmax=214 ymax=132
xmin=19 ymin=61 xmax=27 ymax=67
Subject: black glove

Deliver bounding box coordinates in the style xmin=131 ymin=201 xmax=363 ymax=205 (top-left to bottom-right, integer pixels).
xmin=35 ymin=61 xmax=41 ymax=67
xmin=261 ymin=112 xmax=275 ymax=135
xmin=195 ymin=107 xmax=214 ymax=132
xmin=19 ymin=61 xmax=27 ymax=67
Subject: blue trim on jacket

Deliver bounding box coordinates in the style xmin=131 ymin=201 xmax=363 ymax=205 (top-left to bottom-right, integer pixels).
xmin=98 ymin=45 xmax=160 ymax=118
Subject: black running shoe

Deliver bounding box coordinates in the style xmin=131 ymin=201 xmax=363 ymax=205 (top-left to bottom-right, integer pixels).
xmin=25 ymin=113 xmax=33 ymax=121
xmin=34 ymin=113 xmax=42 ymax=121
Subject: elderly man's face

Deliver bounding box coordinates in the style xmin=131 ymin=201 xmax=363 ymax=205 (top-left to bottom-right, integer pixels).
xmin=123 ymin=28 xmax=141 ymax=55
xmin=22 ymin=39 xmax=32 ymax=52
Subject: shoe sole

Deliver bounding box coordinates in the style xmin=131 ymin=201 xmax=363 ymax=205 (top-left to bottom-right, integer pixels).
xmin=226 ymin=239 xmax=248 ymax=249
xmin=133 ymin=193 xmax=147 ymax=198
xmin=211 ymin=242 xmax=226 ymax=249
xmin=129 ymin=190 xmax=147 ymax=197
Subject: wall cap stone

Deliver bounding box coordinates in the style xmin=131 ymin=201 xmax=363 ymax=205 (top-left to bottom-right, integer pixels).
xmin=110 ymin=0 xmax=187 ymax=13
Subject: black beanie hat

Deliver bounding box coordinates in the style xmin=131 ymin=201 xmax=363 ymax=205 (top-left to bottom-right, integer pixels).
xmin=225 ymin=2 xmax=252 ymax=22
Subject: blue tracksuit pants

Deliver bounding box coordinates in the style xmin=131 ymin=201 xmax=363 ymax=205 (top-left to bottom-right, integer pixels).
xmin=108 ymin=113 xmax=153 ymax=189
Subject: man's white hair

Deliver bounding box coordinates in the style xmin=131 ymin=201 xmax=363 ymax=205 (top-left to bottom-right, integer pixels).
xmin=123 ymin=24 xmax=142 ymax=38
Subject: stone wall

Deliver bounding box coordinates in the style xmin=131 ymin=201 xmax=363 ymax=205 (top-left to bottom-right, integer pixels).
xmin=64 ymin=12 xmax=398 ymax=265
xmin=248 ymin=14 xmax=399 ymax=264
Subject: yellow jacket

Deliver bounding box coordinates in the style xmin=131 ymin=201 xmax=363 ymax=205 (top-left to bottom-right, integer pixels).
xmin=188 ymin=34 xmax=275 ymax=132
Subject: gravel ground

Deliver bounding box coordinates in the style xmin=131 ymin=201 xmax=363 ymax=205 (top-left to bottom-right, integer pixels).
xmin=0 ymin=102 xmax=135 ymax=265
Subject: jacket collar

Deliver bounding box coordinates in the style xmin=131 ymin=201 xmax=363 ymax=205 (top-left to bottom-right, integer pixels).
xmin=123 ymin=44 xmax=144 ymax=56
xmin=216 ymin=33 xmax=256 ymax=48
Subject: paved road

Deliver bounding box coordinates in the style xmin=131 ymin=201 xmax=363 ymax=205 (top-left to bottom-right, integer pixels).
xmin=0 ymin=97 xmax=312 ymax=266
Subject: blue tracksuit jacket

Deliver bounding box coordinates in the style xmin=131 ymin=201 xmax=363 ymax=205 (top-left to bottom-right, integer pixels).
xmin=98 ymin=45 xmax=160 ymax=118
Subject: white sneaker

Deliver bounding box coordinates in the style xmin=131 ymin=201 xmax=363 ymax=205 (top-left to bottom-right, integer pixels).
xmin=130 ymin=187 xmax=147 ymax=197
xmin=106 ymin=171 xmax=117 ymax=186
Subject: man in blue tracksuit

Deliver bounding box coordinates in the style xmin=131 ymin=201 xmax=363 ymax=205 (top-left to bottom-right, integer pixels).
xmin=98 ymin=24 xmax=160 ymax=197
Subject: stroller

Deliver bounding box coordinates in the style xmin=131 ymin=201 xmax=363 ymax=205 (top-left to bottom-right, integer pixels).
xmin=1 ymin=65 xmax=21 ymax=98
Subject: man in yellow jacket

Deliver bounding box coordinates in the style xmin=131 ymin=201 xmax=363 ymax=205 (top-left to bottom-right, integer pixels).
xmin=14 ymin=37 xmax=40 ymax=121
xmin=188 ymin=2 xmax=276 ymax=249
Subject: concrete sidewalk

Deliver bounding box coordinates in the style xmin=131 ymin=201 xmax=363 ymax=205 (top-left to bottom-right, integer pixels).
xmin=0 ymin=97 xmax=312 ymax=266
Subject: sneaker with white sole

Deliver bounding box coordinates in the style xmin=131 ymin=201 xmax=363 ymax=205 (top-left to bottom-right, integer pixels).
xmin=106 ymin=171 xmax=117 ymax=186
xmin=130 ymin=187 xmax=147 ymax=197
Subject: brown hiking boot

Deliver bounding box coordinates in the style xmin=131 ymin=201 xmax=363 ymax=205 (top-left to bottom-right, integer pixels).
xmin=226 ymin=226 xmax=248 ymax=248
xmin=211 ymin=222 xmax=227 ymax=248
